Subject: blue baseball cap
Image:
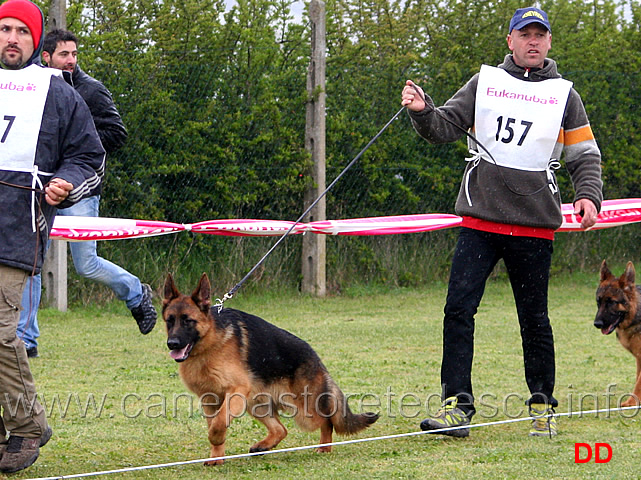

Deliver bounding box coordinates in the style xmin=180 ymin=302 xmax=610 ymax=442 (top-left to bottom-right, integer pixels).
xmin=509 ymin=7 xmax=551 ymax=33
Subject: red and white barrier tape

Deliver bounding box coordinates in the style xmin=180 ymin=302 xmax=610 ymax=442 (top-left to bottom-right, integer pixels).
xmin=49 ymin=198 xmax=641 ymax=241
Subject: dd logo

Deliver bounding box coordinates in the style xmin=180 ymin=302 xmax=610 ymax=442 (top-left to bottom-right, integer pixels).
xmin=574 ymin=443 xmax=612 ymax=463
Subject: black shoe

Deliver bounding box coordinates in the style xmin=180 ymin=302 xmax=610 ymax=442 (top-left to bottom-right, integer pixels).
xmin=26 ymin=347 xmax=38 ymax=358
xmin=130 ymin=284 xmax=157 ymax=335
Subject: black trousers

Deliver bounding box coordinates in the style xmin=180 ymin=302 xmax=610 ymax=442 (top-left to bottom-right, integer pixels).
xmin=440 ymin=228 xmax=557 ymax=418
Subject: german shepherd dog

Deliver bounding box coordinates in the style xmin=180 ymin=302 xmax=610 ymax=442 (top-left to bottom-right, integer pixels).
xmin=595 ymin=260 xmax=641 ymax=407
xmin=162 ymin=273 xmax=379 ymax=465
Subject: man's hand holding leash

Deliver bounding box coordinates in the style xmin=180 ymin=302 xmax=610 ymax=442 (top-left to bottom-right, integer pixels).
xmin=44 ymin=178 xmax=73 ymax=206
xmin=401 ymin=80 xmax=426 ymax=112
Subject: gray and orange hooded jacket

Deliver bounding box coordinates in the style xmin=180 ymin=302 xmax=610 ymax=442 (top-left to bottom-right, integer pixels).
xmin=408 ymin=54 xmax=603 ymax=233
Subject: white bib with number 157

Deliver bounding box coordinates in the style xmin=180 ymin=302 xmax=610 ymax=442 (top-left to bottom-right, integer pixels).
xmin=474 ymin=64 xmax=572 ymax=171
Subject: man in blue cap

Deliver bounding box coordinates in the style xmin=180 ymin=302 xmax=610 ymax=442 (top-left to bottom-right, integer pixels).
xmin=401 ymin=6 xmax=602 ymax=437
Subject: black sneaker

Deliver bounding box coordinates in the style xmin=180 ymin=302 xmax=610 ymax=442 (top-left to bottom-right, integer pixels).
xmin=420 ymin=396 xmax=471 ymax=437
xmin=130 ymin=283 xmax=157 ymax=334
xmin=26 ymin=347 xmax=38 ymax=358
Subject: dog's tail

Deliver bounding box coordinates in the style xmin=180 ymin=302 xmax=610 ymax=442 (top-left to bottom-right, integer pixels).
xmin=325 ymin=376 xmax=379 ymax=435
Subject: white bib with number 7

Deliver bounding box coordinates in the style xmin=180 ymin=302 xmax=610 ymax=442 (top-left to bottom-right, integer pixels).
xmin=0 ymin=64 xmax=61 ymax=173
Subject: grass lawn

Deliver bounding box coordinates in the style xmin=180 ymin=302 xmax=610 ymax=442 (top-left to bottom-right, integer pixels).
xmin=11 ymin=268 xmax=641 ymax=479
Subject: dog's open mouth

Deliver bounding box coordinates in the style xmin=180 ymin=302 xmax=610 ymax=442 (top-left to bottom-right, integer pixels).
xmin=601 ymin=318 xmax=623 ymax=335
xmin=169 ymin=344 xmax=193 ymax=362
xmin=601 ymin=324 xmax=617 ymax=335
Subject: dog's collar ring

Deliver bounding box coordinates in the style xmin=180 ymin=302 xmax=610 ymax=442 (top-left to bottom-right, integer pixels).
xmin=214 ymin=293 xmax=233 ymax=313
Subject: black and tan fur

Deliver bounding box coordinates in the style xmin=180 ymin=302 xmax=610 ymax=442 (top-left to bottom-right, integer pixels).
xmin=595 ymin=260 xmax=641 ymax=407
xmin=162 ymin=273 xmax=378 ymax=465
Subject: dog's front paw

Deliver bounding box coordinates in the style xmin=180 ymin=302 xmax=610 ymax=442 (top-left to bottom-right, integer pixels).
xmin=205 ymin=444 xmax=226 ymax=465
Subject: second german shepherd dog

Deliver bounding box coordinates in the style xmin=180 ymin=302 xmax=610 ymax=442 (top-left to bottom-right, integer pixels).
xmin=595 ymin=260 xmax=641 ymax=407
xmin=162 ymin=273 xmax=379 ymax=465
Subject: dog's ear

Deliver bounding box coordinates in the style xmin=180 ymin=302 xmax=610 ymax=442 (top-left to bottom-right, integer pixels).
xmin=192 ymin=273 xmax=212 ymax=312
xmin=600 ymin=260 xmax=613 ymax=282
xmin=623 ymin=261 xmax=636 ymax=290
xmin=163 ymin=273 xmax=181 ymax=305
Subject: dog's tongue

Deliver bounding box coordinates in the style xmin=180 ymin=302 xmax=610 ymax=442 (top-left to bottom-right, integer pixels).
xmin=602 ymin=325 xmax=616 ymax=335
xmin=170 ymin=345 xmax=190 ymax=360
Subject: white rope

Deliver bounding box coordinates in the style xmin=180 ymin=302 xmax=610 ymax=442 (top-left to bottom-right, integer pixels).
xmin=25 ymin=404 xmax=640 ymax=480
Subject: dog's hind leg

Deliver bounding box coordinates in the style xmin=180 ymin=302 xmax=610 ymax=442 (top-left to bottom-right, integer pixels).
xmin=249 ymin=413 xmax=288 ymax=453
xmin=316 ymin=419 xmax=333 ymax=453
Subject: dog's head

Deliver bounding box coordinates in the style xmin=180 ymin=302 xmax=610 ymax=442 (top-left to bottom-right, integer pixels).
xmin=162 ymin=273 xmax=214 ymax=362
xmin=595 ymin=260 xmax=636 ymax=335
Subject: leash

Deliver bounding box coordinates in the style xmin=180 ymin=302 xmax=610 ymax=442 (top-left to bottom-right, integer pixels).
xmin=215 ymin=106 xmax=406 ymax=311
xmin=0 ymin=179 xmax=45 ymax=194
xmin=24 ymin=404 xmax=640 ymax=479
xmin=0 ymin=179 xmax=50 ymax=339
xmin=408 ymin=83 xmax=551 ymax=198
xmin=215 ymin=76 xmax=560 ymax=309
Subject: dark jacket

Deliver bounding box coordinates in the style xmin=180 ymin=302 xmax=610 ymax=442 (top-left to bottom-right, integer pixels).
xmin=408 ymin=55 xmax=603 ymax=230
xmin=0 ymin=32 xmax=105 ymax=273
xmin=71 ymin=65 xmax=127 ymax=196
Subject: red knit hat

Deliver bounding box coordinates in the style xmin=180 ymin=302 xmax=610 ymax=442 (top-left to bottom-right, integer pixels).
xmin=0 ymin=0 xmax=44 ymax=49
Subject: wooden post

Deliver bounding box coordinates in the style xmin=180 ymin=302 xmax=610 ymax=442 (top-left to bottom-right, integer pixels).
xmin=42 ymin=0 xmax=68 ymax=310
xmin=47 ymin=0 xmax=66 ymax=30
xmin=302 ymin=0 xmax=327 ymax=296
xmin=42 ymin=240 xmax=67 ymax=311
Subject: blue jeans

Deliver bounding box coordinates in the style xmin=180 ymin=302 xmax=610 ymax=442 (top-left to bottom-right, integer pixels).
xmin=440 ymin=228 xmax=557 ymax=418
xmin=18 ymin=274 xmax=41 ymax=350
xmin=17 ymin=196 xmax=144 ymax=349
